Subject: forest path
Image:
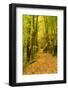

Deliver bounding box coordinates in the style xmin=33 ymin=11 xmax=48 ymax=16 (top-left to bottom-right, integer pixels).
xmin=24 ymin=50 xmax=57 ymax=75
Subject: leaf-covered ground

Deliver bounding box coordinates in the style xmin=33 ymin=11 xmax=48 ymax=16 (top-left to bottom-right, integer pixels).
xmin=23 ymin=50 xmax=57 ymax=75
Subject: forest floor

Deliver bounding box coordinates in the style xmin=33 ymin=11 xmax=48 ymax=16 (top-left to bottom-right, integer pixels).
xmin=23 ymin=49 xmax=57 ymax=75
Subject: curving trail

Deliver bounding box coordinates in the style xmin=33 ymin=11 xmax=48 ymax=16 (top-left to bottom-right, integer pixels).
xmin=24 ymin=50 xmax=57 ymax=75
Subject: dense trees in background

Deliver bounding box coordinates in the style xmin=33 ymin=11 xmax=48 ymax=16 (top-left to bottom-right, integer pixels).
xmin=23 ymin=15 xmax=57 ymax=68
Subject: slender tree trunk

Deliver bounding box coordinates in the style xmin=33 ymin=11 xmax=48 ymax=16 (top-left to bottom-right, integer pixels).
xmin=35 ymin=16 xmax=38 ymax=51
xmin=43 ymin=16 xmax=49 ymax=52
xmin=30 ymin=16 xmax=35 ymax=60
xmin=30 ymin=16 xmax=38 ymax=60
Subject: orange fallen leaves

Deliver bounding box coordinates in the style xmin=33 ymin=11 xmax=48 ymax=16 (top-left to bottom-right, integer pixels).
xmin=23 ymin=52 xmax=57 ymax=75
